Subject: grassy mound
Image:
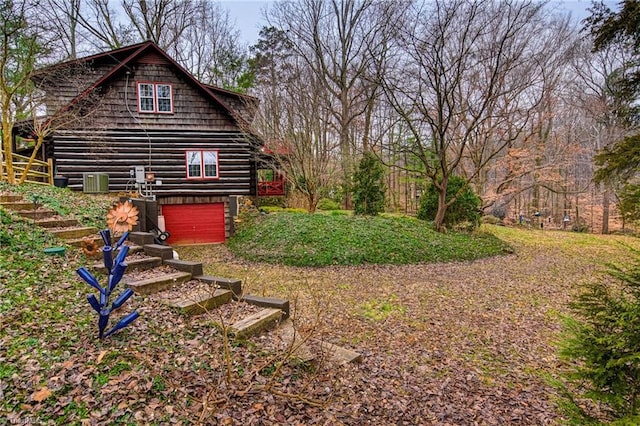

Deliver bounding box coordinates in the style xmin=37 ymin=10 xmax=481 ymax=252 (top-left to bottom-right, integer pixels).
xmin=228 ymin=212 xmax=512 ymax=266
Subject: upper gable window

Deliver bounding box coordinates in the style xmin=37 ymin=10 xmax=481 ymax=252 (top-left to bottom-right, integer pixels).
xmin=137 ymin=82 xmax=173 ymax=114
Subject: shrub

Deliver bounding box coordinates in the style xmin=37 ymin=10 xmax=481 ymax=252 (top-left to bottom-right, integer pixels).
xmin=560 ymin=254 xmax=640 ymax=420
xmin=259 ymin=206 xmax=283 ymax=213
xmin=417 ymin=175 xmax=481 ymax=230
xmin=481 ymin=215 xmax=501 ymax=225
xmin=283 ymin=208 xmax=307 ymax=214
xmin=352 ymin=152 xmax=386 ymax=216
xmin=317 ymin=198 xmax=340 ymax=211
xmin=257 ymin=196 xmax=286 ymax=208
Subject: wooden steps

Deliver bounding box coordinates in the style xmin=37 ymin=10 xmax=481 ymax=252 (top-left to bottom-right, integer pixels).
xmin=229 ymin=308 xmax=283 ymax=339
xmin=0 ymin=195 xmax=22 ymax=203
xmin=93 ymin=256 xmax=163 ymax=273
xmin=14 ymin=209 xmax=56 ymax=219
xmin=315 ymin=339 xmax=362 ymax=364
xmin=1 ymin=201 xmax=357 ymax=359
xmin=35 ymin=218 xmax=80 ymax=228
xmin=277 ymin=320 xmax=362 ymax=365
xmin=126 ymin=271 xmax=192 ymax=295
xmin=49 ymin=226 xmax=99 ymax=240
xmin=0 ymin=201 xmax=38 ymax=211
xmin=162 ymin=288 xmax=233 ymax=315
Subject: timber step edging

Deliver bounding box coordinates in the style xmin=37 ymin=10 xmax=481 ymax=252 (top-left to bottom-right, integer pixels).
xmin=0 ymin=201 xmax=38 ymax=211
xmin=193 ymin=275 xmax=243 ymax=300
xmin=35 ymin=218 xmax=80 ymax=228
xmin=49 ymin=226 xmax=100 ymax=240
xmin=279 ymin=319 xmax=316 ymax=363
xmin=229 ymin=308 xmax=283 ymax=339
xmin=15 ymin=209 xmax=56 ymax=219
xmin=277 ymin=321 xmax=362 ymax=365
xmin=93 ymin=256 xmax=163 ymax=273
xmin=0 ymin=195 xmax=23 ymax=203
xmin=242 ymin=294 xmax=290 ymax=319
xmin=125 ymin=271 xmax=192 ymax=295
xmin=313 ymin=339 xmax=363 ymax=364
xmin=161 ymin=288 xmax=233 ymax=315
xmin=163 ymin=259 xmax=203 ymax=276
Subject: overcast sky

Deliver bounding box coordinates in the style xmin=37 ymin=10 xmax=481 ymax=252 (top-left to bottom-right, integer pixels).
xmin=221 ymin=0 xmax=621 ymax=46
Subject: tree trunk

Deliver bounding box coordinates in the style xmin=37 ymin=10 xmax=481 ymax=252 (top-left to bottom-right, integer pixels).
xmin=434 ymin=177 xmax=449 ymax=232
xmin=2 ymin=113 xmax=15 ymax=184
xmin=601 ymin=186 xmax=610 ymax=234
xmin=18 ymin=136 xmax=46 ymax=184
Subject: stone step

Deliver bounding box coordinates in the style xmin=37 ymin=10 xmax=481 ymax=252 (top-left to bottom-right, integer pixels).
xmin=143 ymin=244 xmax=174 ymax=261
xmin=279 ymin=319 xmax=316 ymax=363
xmin=229 ymin=308 xmax=283 ymax=339
xmin=162 ymin=288 xmax=233 ymax=315
xmin=93 ymin=256 xmax=163 ymax=273
xmin=194 ymin=275 xmax=243 ymax=299
xmin=0 ymin=201 xmax=36 ymax=211
xmin=313 ymin=339 xmax=362 ymax=364
xmin=50 ymin=226 xmax=99 ymax=240
xmin=242 ymin=294 xmax=290 ymax=319
xmin=16 ymin=209 xmax=56 ymax=219
xmin=164 ymin=259 xmax=203 ymax=276
xmin=125 ymin=271 xmax=192 ymax=295
xmin=0 ymin=195 xmax=22 ymax=203
xmin=35 ymin=218 xmax=80 ymax=228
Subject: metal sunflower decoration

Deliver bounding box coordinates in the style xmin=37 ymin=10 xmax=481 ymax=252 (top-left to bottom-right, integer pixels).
xmin=106 ymin=201 xmax=139 ymax=234
xmin=80 ymin=237 xmax=101 ymax=258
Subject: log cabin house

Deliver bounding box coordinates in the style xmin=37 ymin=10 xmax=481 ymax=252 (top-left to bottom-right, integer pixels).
xmin=29 ymin=40 xmax=281 ymax=244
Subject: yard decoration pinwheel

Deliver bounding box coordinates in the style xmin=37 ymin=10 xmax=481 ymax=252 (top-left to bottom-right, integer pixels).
xmin=77 ymin=229 xmax=139 ymax=339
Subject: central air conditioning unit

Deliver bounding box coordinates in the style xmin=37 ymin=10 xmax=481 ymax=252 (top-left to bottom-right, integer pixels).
xmin=83 ymin=172 xmax=109 ymax=193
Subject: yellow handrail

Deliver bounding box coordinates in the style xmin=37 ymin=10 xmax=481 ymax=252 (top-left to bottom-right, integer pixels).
xmin=1 ymin=150 xmax=53 ymax=185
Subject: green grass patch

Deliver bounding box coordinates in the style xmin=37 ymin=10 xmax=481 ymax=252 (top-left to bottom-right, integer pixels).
xmin=227 ymin=212 xmax=512 ymax=266
xmin=360 ymin=295 xmax=406 ymax=321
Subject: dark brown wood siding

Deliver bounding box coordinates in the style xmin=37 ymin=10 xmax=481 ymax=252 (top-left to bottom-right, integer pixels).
xmin=52 ymin=129 xmax=257 ymax=197
xmin=40 ymin=63 xmax=237 ymax=130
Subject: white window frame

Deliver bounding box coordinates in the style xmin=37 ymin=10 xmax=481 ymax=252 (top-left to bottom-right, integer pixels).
xmin=137 ymin=82 xmax=173 ymax=114
xmin=186 ymin=150 xmax=219 ymax=180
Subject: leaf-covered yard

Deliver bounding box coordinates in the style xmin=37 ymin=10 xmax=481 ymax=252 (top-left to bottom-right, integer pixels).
xmin=3 ymin=217 xmax=640 ymax=424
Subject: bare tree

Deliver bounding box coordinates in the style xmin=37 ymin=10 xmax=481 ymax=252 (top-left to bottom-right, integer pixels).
xmin=381 ymin=0 xmax=556 ymax=231
xmin=69 ymin=0 xmax=135 ymax=50
xmin=39 ymin=0 xmax=83 ymax=60
xmin=267 ymin=0 xmax=396 ymax=207
xmin=122 ymin=0 xmax=193 ymax=50
xmin=472 ymin=14 xmax=580 ymax=216
xmin=0 ymin=0 xmax=42 ymax=184
xmin=567 ymin=37 xmax=633 ymax=233
xmin=171 ymin=1 xmax=246 ymax=89
xmin=251 ymin=25 xmax=339 ymax=213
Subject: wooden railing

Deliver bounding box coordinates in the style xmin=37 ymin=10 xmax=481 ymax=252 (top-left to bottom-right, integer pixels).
xmin=258 ymin=180 xmax=285 ymax=196
xmin=1 ymin=150 xmax=53 ymax=185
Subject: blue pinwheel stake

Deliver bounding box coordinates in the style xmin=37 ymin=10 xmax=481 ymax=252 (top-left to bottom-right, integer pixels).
xmin=77 ymin=230 xmax=139 ymax=339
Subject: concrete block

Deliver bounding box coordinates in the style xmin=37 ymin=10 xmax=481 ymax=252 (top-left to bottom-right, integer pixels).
xmin=194 ymin=275 xmax=242 ymax=299
xmin=129 ymin=232 xmax=155 ymax=246
xmin=243 ymin=294 xmax=290 ymax=319
xmin=143 ymin=243 xmax=174 ymax=260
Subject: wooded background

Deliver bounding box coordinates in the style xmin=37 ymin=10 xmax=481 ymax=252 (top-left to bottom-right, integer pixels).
xmin=0 ymin=0 xmax=638 ymax=233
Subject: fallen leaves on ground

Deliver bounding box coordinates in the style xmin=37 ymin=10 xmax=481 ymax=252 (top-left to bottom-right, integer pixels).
xmin=2 ymin=227 xmax=639 ymax=425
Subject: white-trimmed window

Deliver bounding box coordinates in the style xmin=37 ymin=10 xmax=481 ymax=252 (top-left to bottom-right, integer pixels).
xmin=137 ymin=82 xmax=173 ymax=113
xmin=186 ymin=150 xmax=219 ymax=179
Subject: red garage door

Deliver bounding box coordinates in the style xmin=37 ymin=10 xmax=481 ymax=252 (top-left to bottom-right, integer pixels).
xmin=162 ymin=203 xmax=226 ymax=244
